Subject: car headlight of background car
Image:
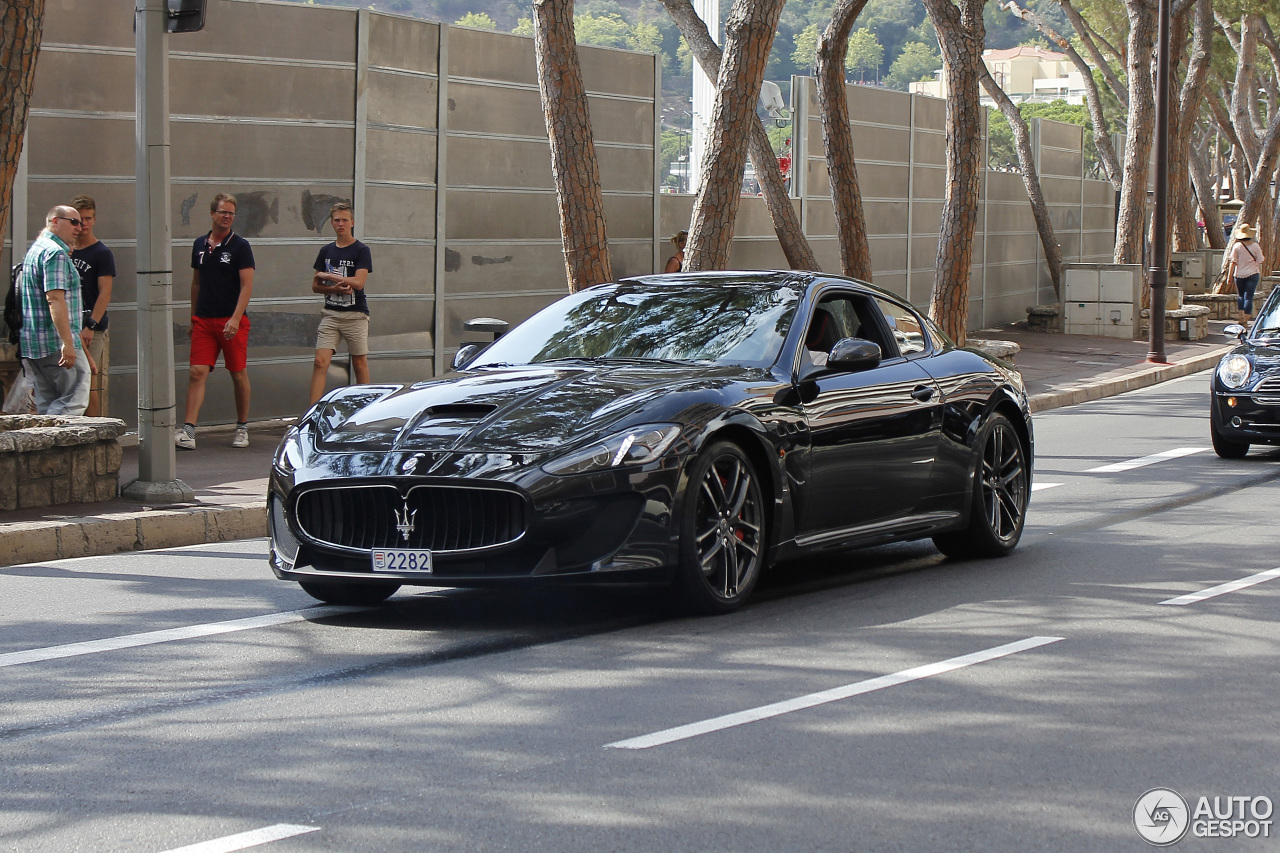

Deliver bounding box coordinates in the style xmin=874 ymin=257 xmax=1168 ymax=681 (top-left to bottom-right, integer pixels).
xmin=1218 ymin=354 xmax=1253 ymax=389
xmin=542 ymin=424 xmax=683 ymax=476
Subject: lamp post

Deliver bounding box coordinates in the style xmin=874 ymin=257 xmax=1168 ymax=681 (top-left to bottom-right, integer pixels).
xmin=1147 ymin=0 xmax=1171 ymax=363
xmin=123 ymin=0 xmax=196 ymax=502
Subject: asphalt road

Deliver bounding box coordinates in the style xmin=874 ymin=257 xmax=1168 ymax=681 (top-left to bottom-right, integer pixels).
xmin=3 ymin=370 xmax=1279 ymax=852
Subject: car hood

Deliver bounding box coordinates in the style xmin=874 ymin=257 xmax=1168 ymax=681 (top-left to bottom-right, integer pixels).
xmin=311 ymin=364 xmax=736 ymax=453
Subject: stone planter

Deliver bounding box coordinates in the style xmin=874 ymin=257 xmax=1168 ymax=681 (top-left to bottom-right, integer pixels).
xmin=1184 ymin=293 xmax=1237 ymax=320
xmin=0 ymin=415 xmax=127 ymax=511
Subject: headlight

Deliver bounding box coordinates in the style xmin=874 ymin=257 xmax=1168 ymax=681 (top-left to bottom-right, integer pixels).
xmin=1218 ymin=354 xmax=1252 ymax=389
xmin=272 ymin=430 xmax=305 ymax=474
xmin=541 ymin=424 xmax=683 ymax=476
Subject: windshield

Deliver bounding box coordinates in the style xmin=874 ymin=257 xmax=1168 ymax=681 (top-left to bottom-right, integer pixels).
xmin=468 ymin=280 xmax=800 ymax=369
xmin=1251 ymin=286 xmax=1280 ymax=339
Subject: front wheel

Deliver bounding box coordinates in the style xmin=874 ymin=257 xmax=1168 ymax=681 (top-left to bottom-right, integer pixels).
xmin=299 ymin=580 xmax=400 ymax=606
xmin=1211 ymin=420 xmax=1249 ymax=458
xmin=675 ymin=442 xmax=768 ymax=614
xmin=933 ymin=413 xmax=1029 ymax=559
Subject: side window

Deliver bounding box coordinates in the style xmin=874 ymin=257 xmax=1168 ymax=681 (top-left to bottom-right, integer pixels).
xmin=873 ymin=296 xmax=929 ymax=356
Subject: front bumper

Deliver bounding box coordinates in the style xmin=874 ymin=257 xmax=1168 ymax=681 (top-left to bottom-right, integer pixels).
xmin=268 ymin=462 xmax=685 ymax=588
xmin=1211 ymin=388 xmax=1280 ymax=445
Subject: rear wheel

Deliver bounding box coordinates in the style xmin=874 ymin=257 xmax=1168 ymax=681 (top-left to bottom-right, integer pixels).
xmin=933 ymin=413 xmax=1028 ymax=559
xmin=675 ymin=442 xmax=767 ymax=614
xmin=299 ymin=580 xmax=400 ymax=606
xmin=1211 ymin=420 xmax=1249 ymax=458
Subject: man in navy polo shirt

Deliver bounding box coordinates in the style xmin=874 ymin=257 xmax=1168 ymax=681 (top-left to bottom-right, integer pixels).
xmin=177 ymin=193 xmax=255 ymax=450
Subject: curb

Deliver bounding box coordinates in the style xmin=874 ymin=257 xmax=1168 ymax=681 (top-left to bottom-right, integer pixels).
xmin=0 ymin=500 xmax=266 ymax=566
xmin=1028 ymin=346 xmax=1229 ymax=413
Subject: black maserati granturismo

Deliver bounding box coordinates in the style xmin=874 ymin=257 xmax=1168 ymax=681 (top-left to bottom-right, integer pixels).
xmin=268 ymin=271 xmax=1033 ymax=613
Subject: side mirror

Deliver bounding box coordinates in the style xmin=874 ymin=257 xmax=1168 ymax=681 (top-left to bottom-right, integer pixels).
xmin=827 ymin=338 xmax=881 ymax=372
xmin=452 ymin=343 xmax=484 ymax=370
xmin=1223 ymin=323 xmax=1246 ymax=340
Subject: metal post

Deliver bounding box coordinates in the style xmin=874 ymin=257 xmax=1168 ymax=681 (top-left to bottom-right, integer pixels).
xmin=1147 ymin=0 xmax=1171 ymax=363
xmin=123 ymin=0 xmax=193 ymax=502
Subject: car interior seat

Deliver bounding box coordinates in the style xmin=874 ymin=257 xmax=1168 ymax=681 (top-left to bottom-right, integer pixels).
xmin=805 ymin=304 xmax=842 ymax=354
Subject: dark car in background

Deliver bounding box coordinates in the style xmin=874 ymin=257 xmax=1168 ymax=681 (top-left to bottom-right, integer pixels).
xmin=268 ymin=272 xmax=1033 ymax=613
xmin=1211 ymin=286 xmax=1280 ymax=458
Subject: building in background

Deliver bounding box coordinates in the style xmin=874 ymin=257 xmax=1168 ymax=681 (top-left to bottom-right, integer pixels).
xmin=911 ymin=46 xmax=1087 ymax=106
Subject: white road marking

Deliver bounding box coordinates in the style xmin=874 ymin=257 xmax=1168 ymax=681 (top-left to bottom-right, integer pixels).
xmin=1031 ymin=482 xmax=1063 ymax=492
xmin=158 ymin=824 xmax=319 ymax=853
xmin=1085 ymin=447 xmax=1206 ymax=473
xmin=1160 ymin=567 xmax=1280 ymax=606
xmin=0 ymin=607 xmax=363 ymax=669
xmin=605 ymin=636 xmax=1064 ymax=750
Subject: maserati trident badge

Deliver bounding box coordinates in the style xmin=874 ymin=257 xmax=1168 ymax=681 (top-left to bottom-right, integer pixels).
xmin=394 ymin=499 xmax=417 ymax=542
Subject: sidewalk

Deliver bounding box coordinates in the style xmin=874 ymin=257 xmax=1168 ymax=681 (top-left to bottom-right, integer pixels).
xmin=0 ymin=323 xmax=1236 ymax=567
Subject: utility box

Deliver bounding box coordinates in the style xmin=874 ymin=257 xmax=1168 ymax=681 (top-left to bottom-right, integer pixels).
xmin=1170 ymin=252 xmax=1206 ymax=293
xmin=1062 ymin=263 xmax=1143 ymax=338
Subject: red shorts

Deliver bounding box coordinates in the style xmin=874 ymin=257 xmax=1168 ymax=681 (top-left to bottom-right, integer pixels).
xmin=190 ymin=315 xmax=250 ymax=372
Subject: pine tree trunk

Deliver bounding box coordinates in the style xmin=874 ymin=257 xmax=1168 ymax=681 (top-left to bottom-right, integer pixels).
xmin=532 ymin=0 xmax=612 ymax=292
xmin=1114 ymin=0 xmax=1157 ymax=266
xmin=978 ymin=66 xmax=1063 ymax=299
xmin=658 ymin=0 xmax=818 ymax=271
xmin=816 ymin=0 xmax=873 ymax=281
xmin=1169 ymin=0 xmax=1212 ymax=253
xmin=0 ymin=0 xmax=45 ymax=258
xmin=922 ymin=0 xmax=986 ymax=346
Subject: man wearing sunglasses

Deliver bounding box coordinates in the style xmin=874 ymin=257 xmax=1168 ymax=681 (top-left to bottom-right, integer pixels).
xmin=16 ymin=206 xmax=91 ymax=415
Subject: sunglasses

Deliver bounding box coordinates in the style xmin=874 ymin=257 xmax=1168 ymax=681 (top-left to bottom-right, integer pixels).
xmin=214 ymin=209 xmax=236 ymax=217
xmin=57 ymin=216 xmax=83 ymax=227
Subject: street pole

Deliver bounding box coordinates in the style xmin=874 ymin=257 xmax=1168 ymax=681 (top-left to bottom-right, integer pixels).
xmin=123 ymin=0 xmax=194 ymax=503
xmin=1147 ymin=0 xmax=1171 ymax=363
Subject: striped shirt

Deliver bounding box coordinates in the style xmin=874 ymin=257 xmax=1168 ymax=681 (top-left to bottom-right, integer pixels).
xmin=18 ymin=231 xmax=83 ymax=360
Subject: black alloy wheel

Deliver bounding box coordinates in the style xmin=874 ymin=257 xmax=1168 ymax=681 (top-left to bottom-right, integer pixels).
xmin=676 ymin=441 xmax=767 ymax=614
xmin=298 ymin=580 xmax=400 ymax=606
xmin=933 ymin=413 xmax=1028 ymax=559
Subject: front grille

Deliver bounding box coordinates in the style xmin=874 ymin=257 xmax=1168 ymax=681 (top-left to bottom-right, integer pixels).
xmin=294 ymin=484 xmax=528 ymax=553
xmin=1255 ymin=376 xmax=1280 ymax=395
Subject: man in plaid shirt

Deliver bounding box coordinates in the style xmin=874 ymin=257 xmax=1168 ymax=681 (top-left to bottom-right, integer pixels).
xmin=18 ymin=205 xmax=91 ymax=415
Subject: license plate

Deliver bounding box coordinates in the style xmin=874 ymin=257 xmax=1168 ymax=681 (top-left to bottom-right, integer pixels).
xmin=371 ymin=549 xmax=433 ymax=572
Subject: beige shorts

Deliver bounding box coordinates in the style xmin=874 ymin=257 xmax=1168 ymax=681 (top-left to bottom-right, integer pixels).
xmin=86 ymin=329 xmax=109 ymax=417
xmin=316 ymin=309 xmax=370 ymax=356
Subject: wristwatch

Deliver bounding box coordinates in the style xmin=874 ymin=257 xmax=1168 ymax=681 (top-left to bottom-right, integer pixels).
xmin=84 ymin=318 xmax=102 ymax=332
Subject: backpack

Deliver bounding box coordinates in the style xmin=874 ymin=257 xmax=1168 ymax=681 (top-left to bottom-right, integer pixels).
xmin=3 ymin=262 xmax=20 ymax=346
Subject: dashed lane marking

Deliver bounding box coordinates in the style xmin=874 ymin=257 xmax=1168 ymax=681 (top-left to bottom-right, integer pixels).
xmin=1160 ymin=567 xmax=1280 ymax=606
xmin=1085 ymin=447 xmax=1207 ymax=474
xmin=605 ymin=636 xmax=1064 ymax=750
xmin=158 ymin=824 xmax=319 ymax=853
xmin=0 ymin=607 xmax=365 ymax=669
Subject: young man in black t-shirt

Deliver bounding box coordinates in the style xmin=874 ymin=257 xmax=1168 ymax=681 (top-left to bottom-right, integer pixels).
xmin=70 ymin=195 xmax=114 ymax=416
xmin=309 ymin=202 xmax=372 ymax=405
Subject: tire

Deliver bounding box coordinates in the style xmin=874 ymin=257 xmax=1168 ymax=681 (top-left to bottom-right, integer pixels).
xmin=674 ymin=441 xmax=768 ymax=614
xmin=1211 ymin=420 xmax=1249 ymax=459
xmin=298 ymin=580 xmax=400 ymax=606
xmin=933 ymin=413 xmax=1029 ymax=560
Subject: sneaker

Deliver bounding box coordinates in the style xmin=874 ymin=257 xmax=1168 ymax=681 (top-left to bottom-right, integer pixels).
xmin=175 ymin=427 xmax=196 ymax=451
xmin=232 ymin=426 xmax=249 ymax=448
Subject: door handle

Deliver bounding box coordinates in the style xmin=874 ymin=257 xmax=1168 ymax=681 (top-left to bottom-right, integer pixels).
xmin=911 ymin=385 xmax=935 ymax=402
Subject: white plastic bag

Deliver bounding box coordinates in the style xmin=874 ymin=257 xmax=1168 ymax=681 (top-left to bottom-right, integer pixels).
xmin=2 ymin=366 xmax=37 ymax=414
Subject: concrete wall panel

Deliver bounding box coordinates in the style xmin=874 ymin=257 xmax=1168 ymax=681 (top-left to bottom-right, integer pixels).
xmin=847 ymin=85 xmax=912 ymax=126
xmin=365 ymin=128 xmax=437 ymax=185
xmin=180 ymin=0 xmax=356 ymax=63
xmin=369 ymin=15 xmax=438 ymax=74
xmin=363 ymin=186 xmax=437 ymax=240
xmin=1040 ymin=148 xmax=1083 ymax=179
xmin=171 ymin=123 xmax=354 ymax=181
xmin=368 ymin=70 xmax=438 ymax=130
